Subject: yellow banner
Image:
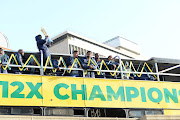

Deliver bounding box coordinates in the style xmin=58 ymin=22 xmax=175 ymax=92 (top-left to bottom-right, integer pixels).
xmin=0 ymin=74 xmax=43 ymax=106
xmin=0 ymin=74 xmax=180 ymax=109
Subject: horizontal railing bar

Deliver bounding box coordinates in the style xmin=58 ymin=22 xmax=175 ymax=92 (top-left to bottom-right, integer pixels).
xmin=7 ymin=64 xmax=41 ymax=68
xmin=3 ymin=64 xmax=180 ymax=77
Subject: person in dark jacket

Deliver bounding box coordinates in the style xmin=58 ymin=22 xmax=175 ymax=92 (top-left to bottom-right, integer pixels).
xmin=67 ymin=50 xmax=82 ymax=77
xmin=82 ymin=51 xmax=97 ymax=78
xmin=105 ymin=55 xmax=117 ymax=79
xmin=13 ymin=49 xmax=28 ymax=74
xmin=29 ymin=59 xmax=40 ymax=75
xmin=95 ymin=53 xmax=101 ymax=63
xmin=0 ymin=48 xmax=9 ymax=73
xmin=35 ymin=34 xmax=51 ymax=64
xmin=94 ymin=53 xmax=105 ymax=78
xmin=52 ymin=59 xmax=65 ymax=76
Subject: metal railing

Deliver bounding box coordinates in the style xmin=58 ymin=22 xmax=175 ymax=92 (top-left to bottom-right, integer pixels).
xmin=1 ymin=50 xmax=180 ymax=82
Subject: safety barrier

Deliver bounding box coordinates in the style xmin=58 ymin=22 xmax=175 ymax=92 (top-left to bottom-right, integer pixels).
xmin=1 ymin=54 xmax=41 ymax=71
xmin=0 ymin=52 xmax=157 ymax=80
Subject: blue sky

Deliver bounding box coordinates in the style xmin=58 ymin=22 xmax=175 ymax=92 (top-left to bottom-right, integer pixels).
xmin=1 ymin=0 xmax=180 ymax=59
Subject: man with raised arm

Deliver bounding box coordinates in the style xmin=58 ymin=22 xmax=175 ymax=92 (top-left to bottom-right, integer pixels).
xmin=35 ymin=34 xmax=51 ymax=63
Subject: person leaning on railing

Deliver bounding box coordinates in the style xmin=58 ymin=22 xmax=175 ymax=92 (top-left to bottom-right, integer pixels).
xmin=52 ymin=59 xmax=65 ymax=76
xmin=0 ymin=48 xmax=9 ymax=74
xmin=13 ymin=49 xmax=28 ymax=74
xmin=29 ymin=59 xmax=40 ymax=75
xmin=81 ymin=51 xmax=97 ymax=78
xmin=94 ymin=53 xmax=105 ymax=78
xmin=67 ymin=50 xmax=82 ymax=77
xmin=122 ymin=61 xmax=134 ymax=80
xmin=105 ymin=55 xmax=117 ymax=79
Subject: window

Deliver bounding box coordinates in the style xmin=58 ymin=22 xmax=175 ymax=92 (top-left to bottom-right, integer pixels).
xmin=145 ymin=110 xmax=163 ymax=115
xmin=69 ymin=44 xmax=72 ymax=54
xmin=75 ymin=46 xmax=77 ymax=50
xmin=78 ymin=47 xmax=81 ymax=55
xmin=84 ymin=49 xmax=87 ymax=55
xmin=145 ymin=111 xmax=154 ymax=115
xmin=129 ymin=110 xmax=144 ymax=118
xmin=81 ymin=48 xmax=84 ymax=55
xmin=72 ymin=45 xmax=74 ymax=51
xmin=128 ymin=109 xmax=163 ymax=118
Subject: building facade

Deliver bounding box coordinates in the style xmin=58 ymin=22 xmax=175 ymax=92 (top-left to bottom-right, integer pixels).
xmin=49 ymin=31 xmax=145 ymax=59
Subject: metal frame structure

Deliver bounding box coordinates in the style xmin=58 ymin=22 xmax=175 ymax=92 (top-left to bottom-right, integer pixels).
xmin=3 ymin=50 xmax=180 ymax=82
xmin=0 ymin=50 xmax=179 ymax=118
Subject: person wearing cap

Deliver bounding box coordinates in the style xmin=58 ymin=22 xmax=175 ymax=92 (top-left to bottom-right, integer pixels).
xmin=35 ymin=34 xmax=51 ymax=64
xmin=0 ymin=48 xmax=9 ymax=73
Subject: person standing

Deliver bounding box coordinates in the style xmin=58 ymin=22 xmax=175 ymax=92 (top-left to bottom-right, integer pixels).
xmin=105 ymin=55 xmax=117 ymax=79
xmin=35 ymin=34 xmax=51 ymax=64
xmin=67 ymin=50 xmax=82 ymax=77
xmin=0 ymin=48 xmax=9 ymax=73
xmin=94 ymin=53 xmax=105 ymax=78
xmin=82 ymin=51 xmax=97 ymax=78
xmin=52 ymin=59 xmax=65 ymax=76
xmin=13 ymin=49 xmax=28 ymax=74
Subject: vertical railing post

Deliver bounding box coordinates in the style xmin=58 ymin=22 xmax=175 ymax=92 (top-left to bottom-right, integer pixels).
xmin=155 ymin=62 xmax=160 ymax=81
xmin=82 ymin=70 xmax=85 ymax=78
xmin=43 ymin=107 xmax=46 ymax=116
xmin=119 ymin=58 xmax=124 ymax=79
xmin=40 ymin=50 xmax=44 ymax=75
xmin=84 ymin=108 xmax=89 ymax=117
xmin=82 ymin=69 xmax=88 ymax=117
xmin=40 ymin=107 xmax=44 ymax=116
xmin=124 ymin=109 xmax=129 ymax=118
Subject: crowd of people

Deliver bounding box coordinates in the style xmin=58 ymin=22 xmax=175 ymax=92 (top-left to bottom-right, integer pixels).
xmin=63 ymin=50 xmax=128 ymax=79
xmin=0 ymin=48 xmax=136 ymax=79
xmin=0 ymin=34 xmax=155 ymax=80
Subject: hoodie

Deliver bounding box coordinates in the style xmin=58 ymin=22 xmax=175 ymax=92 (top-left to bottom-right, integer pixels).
xmin=35 ymin=35 xmax=48 ymax=51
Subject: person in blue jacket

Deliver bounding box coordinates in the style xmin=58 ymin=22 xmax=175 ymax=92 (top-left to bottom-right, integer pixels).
xmin=94 ymin=53 xmax=105 ymax=78
xmin=35 ymin=34 xmax=51 ymax=64
xmin=52 ymin=59 xmax=65 ymax=76
xmin=81 ymin=51 xmax=97 ymax=78
xmin=13 ymin=49 xmax=28 ymax=74
xmin=105 ymin=55 xmax=117 ymax=79
xmin=0 ymin=48 xmax=9 ymax=73
xmin=67 ymin=50 xmax=82 ymax=77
